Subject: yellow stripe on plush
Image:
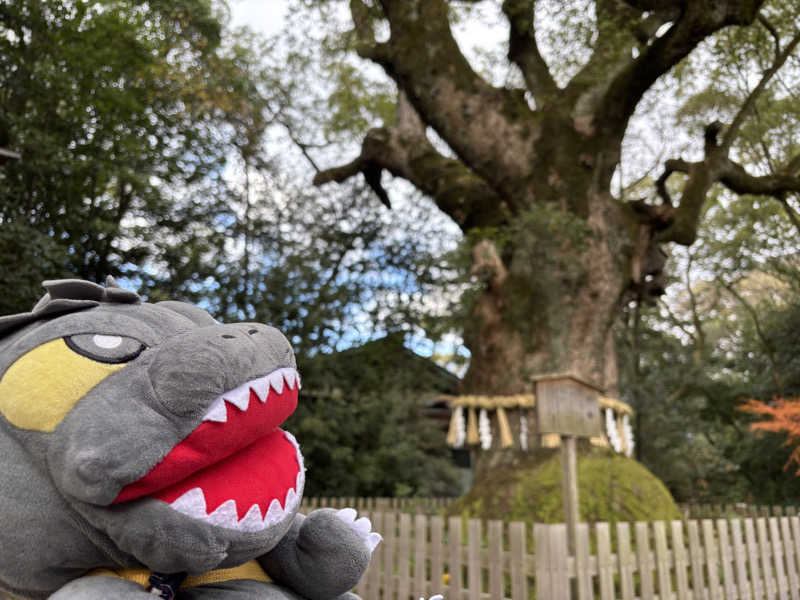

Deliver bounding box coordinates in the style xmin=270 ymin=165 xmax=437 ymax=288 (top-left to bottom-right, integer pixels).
xmin=88 ymin=560 xmax=271 ymax=589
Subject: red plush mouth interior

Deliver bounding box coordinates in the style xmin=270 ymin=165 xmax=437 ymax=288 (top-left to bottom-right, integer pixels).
xmin=113 ymin=373 xmax=300 ymax=520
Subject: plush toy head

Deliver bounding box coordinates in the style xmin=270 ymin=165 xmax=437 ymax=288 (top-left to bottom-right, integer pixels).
xmin=0 ymin=278 xmax=305 ymax=596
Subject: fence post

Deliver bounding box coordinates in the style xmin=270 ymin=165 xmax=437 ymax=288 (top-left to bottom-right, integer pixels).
xmin=383 ymin=512 xmax=396 ymax=600
xmin=487 ymin=521 xmax=503 ymax=600
xmin=616 ymin=522 xmax=635 ymax=600
xmin=671 ymin=520 xmax=690 ymax=600
xmin=430 ymin=516 xmax=444 ymax=599
xmin=744 ymin=518 xmax=764 ymax=600
xmin=535 ymin=523 xmax=568 ymax=600
xmin=653 ymin=521 xmax=672 ymax=600
xmin=635 ymin=522 xmax=655 ymax=600
xmin=467 ymin=519 xmax=481 ymax=600
xmin=596 ymin=522 xmax=614 ymax=600
xmin=509 ymin=521 xmax=528 ymax=600
xmin=414 ymin=514 xmax=427 ymax=599
xmin=447 ymin=516 xmax=462 ymax=600
xmin=730 ymin=519 xmax=752 ymax=600
xmin=575 ymin=523 xmax=592 ymax=600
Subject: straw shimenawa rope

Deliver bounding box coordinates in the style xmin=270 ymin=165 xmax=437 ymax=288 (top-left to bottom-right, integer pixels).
xmin=440 ymin=394 xmax=634 ymax=449
xmin=437 ymin=394 xmax=633 ymax=414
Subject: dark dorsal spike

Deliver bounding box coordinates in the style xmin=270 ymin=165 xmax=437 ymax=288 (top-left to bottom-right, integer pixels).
xmin=1 ymin=278 xmax=140 ymax=339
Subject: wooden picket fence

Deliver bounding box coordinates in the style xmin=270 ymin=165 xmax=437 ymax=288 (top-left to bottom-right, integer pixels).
xmin=351 ymin=512 xmax=800 ymax=599
xmin=680 ymin=503 xmax=800 ymax=520
xmin=300 ymin=496 xmax=454 ymax=514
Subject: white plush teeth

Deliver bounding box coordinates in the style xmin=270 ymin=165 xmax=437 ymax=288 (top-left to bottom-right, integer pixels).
xmin=200 ymin=368 xmax=300 ymax=422
xmin=269 ymin=370 xmax=285 ymax=394
xmin=225 ymin=383 xmax=251 ymax=411
xmin=203 ymin=396 xmax=227 ymax=423
xmin=251 ymin=378 xmax=269 ymax=402
xmin=282 ymin=369 xmax=297 ymax=390
xmin=288 ymin=487 xmax=300 ymax=508
xmin=366 ymin=532 xmax=382 ymax=553
xmin=239 ymin=504 xmax=265 ymax=532
xmin=265 ymin=498 xmax=284 ymax=526
xmin=169 ymin=488 xmax=207 ymax=519
xmin=206 ymin=499 xmax=239 ymax=528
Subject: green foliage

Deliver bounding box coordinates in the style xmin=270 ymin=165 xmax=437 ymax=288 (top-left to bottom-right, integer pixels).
xmin=619 ymin=213 xmax=800 ymax=503
xmin=447 ymin=446 xmax=681 ymax=524
xmin=0 ymin=0 xmax=267 ymax=310
xmin=287 ymin=335 xmax=462 ymax=497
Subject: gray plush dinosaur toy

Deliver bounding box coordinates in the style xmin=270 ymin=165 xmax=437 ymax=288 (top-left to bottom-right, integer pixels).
xmin=0 ymin=278 xmax=380 ymax=600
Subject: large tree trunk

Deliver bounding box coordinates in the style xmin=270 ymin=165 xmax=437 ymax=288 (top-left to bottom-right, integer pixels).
xmin=462 ymin=195 xmax=629 ymax=397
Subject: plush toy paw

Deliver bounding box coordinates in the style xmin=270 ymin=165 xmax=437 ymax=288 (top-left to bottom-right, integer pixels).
xmin=335 ymin=508 xmax=382 ymax=553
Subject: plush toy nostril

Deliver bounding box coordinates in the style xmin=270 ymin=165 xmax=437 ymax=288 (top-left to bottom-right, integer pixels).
xmin=221 ymin=334 xmax=236 ymax=339
xmin=247 ymin=329 xmax=258 ymax=335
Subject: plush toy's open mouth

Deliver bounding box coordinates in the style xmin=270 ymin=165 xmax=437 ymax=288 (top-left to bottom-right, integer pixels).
xmin=113 ymin=368 xmax=303 ymax=532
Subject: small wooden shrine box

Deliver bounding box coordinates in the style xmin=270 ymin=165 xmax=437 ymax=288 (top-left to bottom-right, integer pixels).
xmin=535 ymin=374 xmax=602 ymax=438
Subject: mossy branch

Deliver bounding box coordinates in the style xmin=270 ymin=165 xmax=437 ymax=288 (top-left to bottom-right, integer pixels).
xmin=501 ymin=0 xmax=558 ymax=106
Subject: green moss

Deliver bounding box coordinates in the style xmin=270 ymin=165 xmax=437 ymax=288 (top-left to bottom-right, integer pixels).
xmin=447 ymin=447 xmax=680 ymax=525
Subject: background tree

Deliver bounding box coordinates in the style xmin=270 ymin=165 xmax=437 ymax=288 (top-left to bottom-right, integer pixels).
xmin=0 ymin=0 xmax=267 ymax=314
xmin=289 ymin=0 xmax=800 ymax=475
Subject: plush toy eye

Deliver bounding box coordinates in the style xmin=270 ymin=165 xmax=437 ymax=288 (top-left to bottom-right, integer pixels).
xmin=64 ymin=334 xmax=146 ymax=364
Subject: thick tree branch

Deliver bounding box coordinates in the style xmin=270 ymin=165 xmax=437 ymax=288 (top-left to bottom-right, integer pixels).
xmin=565 ymin=0 xmax=678 ymax=125
xmin=501 ymin=0 xmax=558 ymax=105
xmin=656 ymin=149 xmax=800 ymax=245
xmin=349 ymin=0 xmax=391 ymax=64
xmin=353 ymin=0 xmax=536 ymax=201
xmin=718 ymin=159 xmax=800 ymax=197
xmin=314 ymin=94 xmax=505 ymax=232
xmin=595 ymin=0 xmax=766 ymax=141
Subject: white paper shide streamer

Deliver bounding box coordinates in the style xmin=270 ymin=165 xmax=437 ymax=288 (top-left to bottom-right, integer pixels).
xmin=453 ymin=406 xmax=466 ymax=448
xmin=519 ymin=410 xmax=528 ymax=451
xmin=478 ymin=408 xmax=492 ymax=450
xmin=606 ymin=408 xmax=622 ymax=453
xmin=622 ymin=413 xmax=635 ymax=457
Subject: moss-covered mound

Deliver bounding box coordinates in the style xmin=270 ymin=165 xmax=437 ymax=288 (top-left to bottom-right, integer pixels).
xmin=447 ymin=447 xmax=680 ymax=524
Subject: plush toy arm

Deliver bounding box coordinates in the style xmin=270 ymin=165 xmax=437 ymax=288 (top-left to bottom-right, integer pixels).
xmin=258 ymin=508 xmax=380 ymax=600
xmin=48 ymin=575 xmax=155 ymax=599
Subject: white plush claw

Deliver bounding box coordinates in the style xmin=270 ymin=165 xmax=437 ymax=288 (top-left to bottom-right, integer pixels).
xmin=251 ymin=378 xmax=269 ymax=402
xmin=202 ymin=396 xmax=227 ymax=422
xmin=336 ymin=507 xmax=357 ymax=524
xmin=353 ymin=517 xmax=372 ymax=538
xmin=365 ymin=532 xmax=382 ymax=553
xmin=269 ymin=370 xmax=285 ymax=394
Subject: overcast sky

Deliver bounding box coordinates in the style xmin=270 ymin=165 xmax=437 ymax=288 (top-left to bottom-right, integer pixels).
xmin=229 ymin=0 xmax=288 ymax=37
